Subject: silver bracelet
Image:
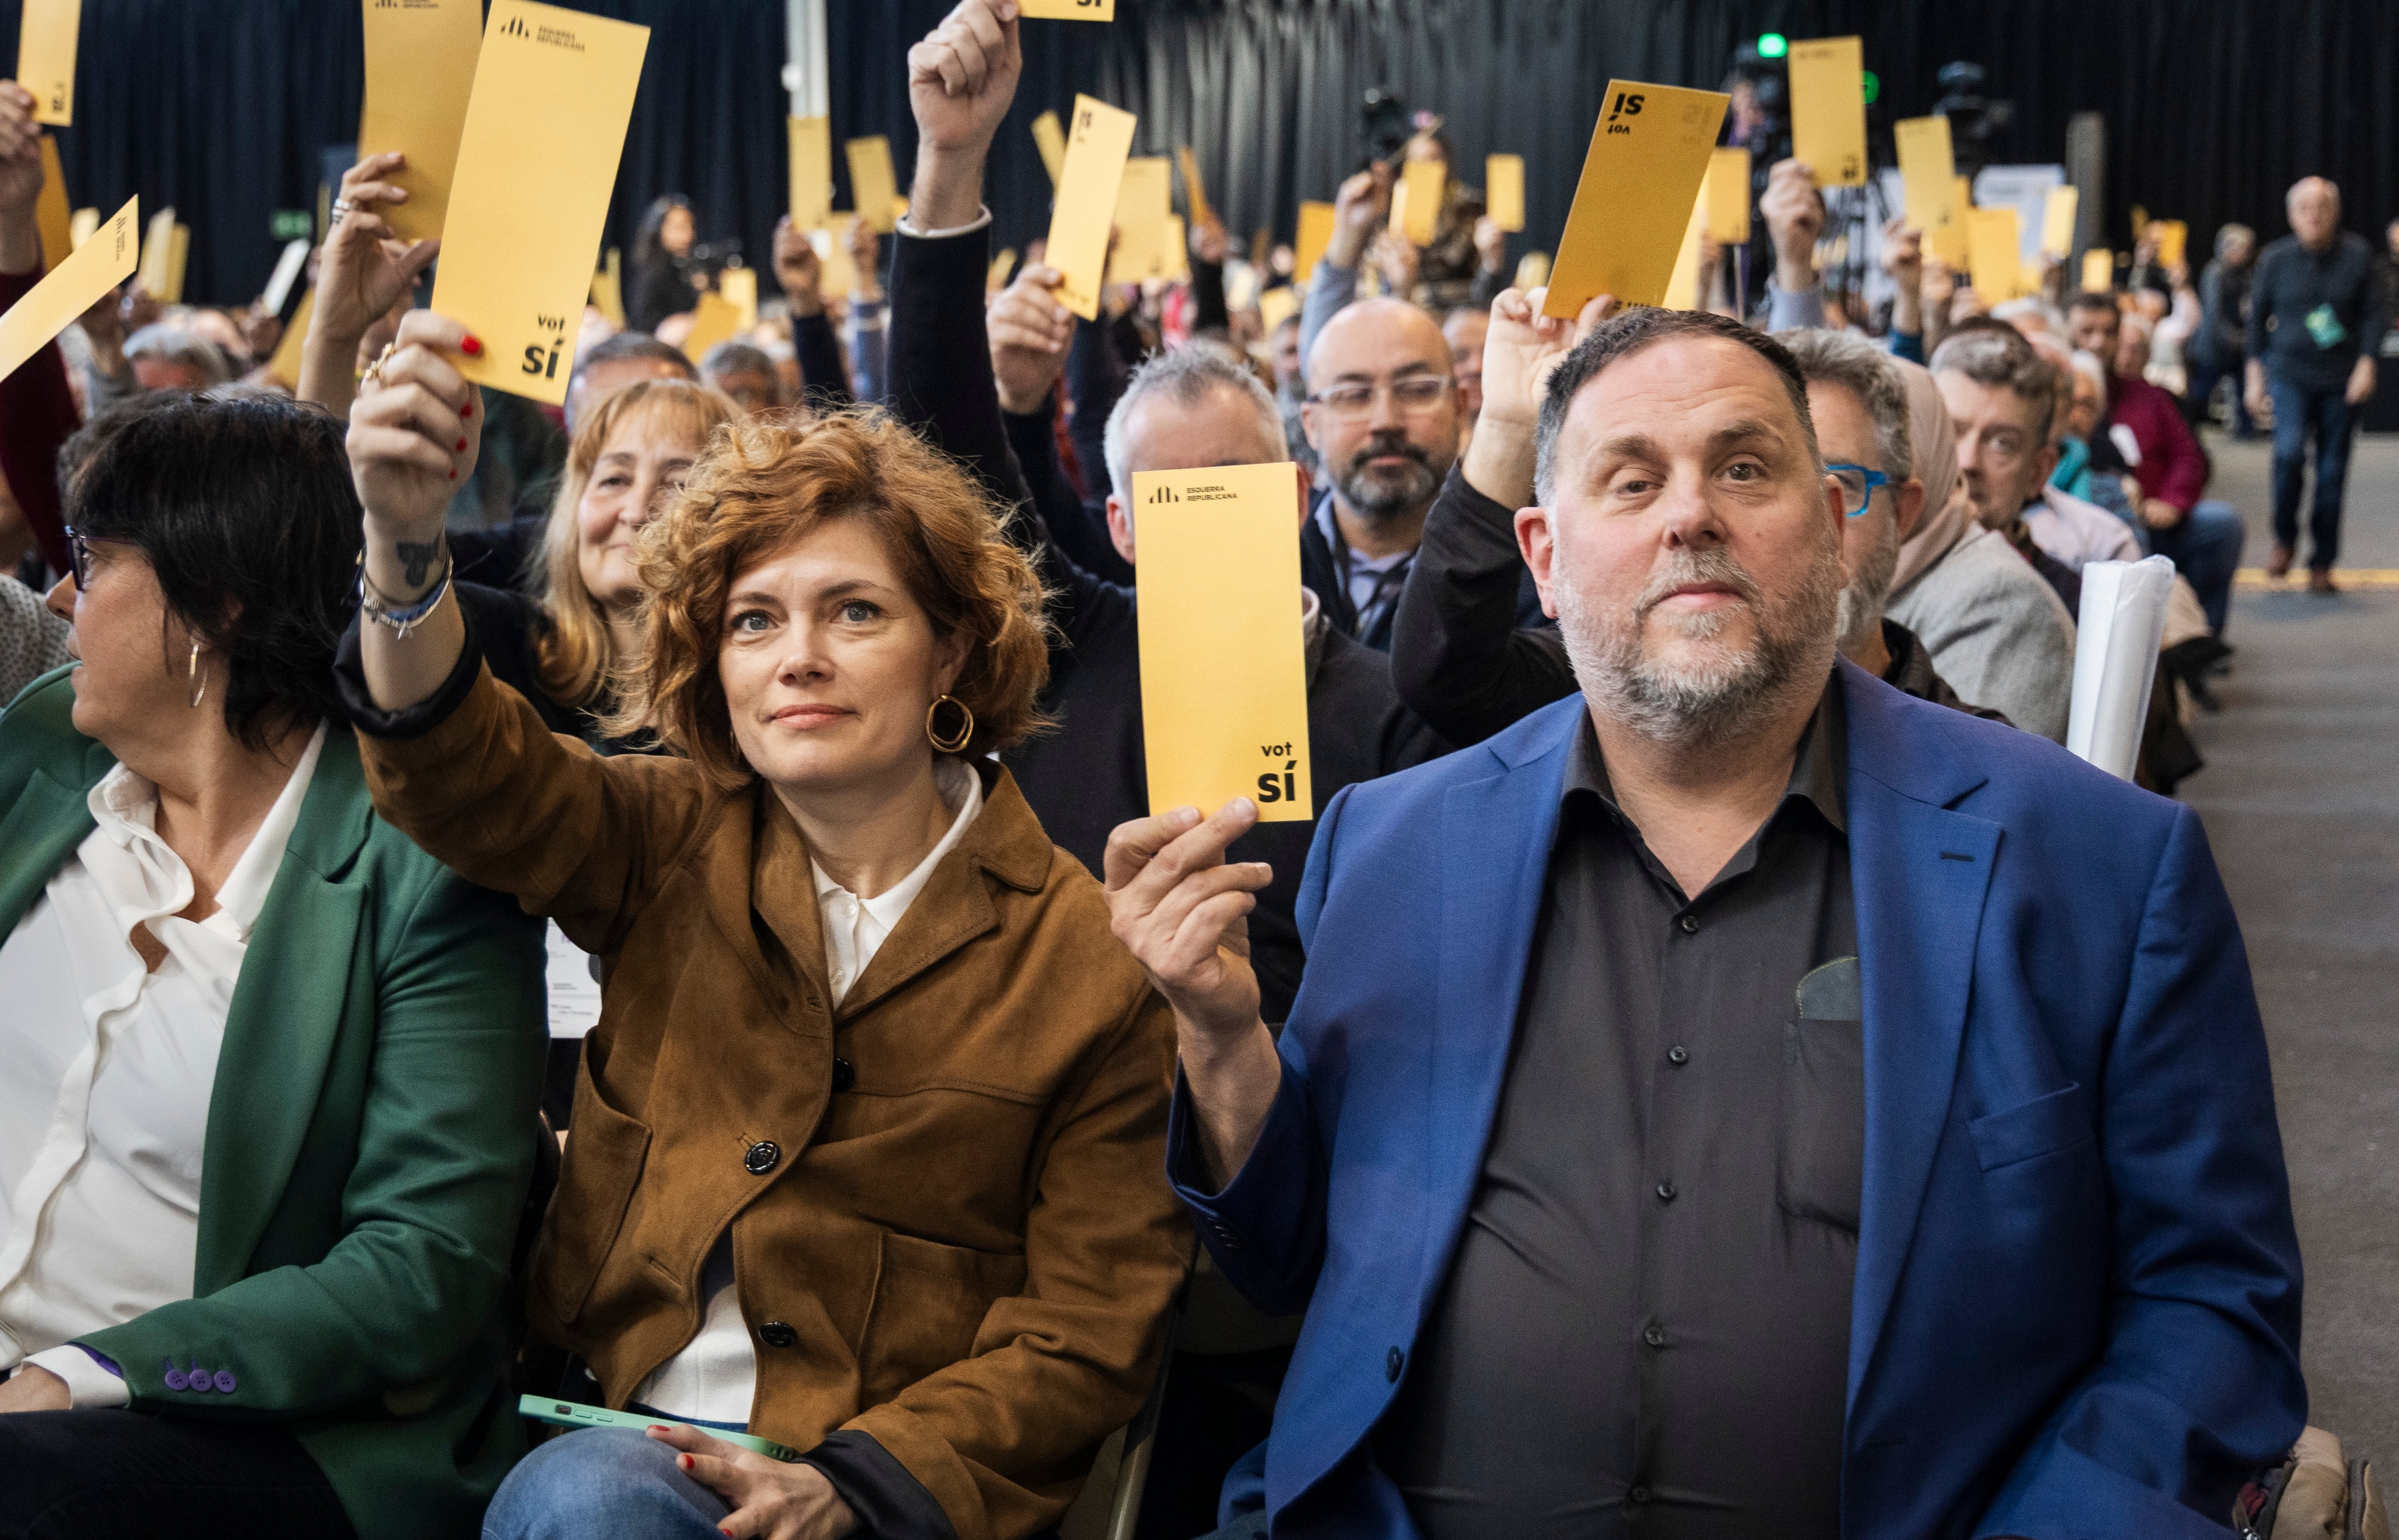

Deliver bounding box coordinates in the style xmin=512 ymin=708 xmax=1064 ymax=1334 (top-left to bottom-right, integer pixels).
xmin=355 ymin=546 xmax=454 ymax=640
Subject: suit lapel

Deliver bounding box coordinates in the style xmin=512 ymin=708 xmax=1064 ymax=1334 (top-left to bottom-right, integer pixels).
xmin=1419 ymin=701 xmax=1577 ymax=1308
xmin=196 ymin=735 xmax=373 ymax=1292
xmin=1836 ymin=664 xmax=2000 ymax=1410
xmin=0 ymin=766 xmax=98 ymax=935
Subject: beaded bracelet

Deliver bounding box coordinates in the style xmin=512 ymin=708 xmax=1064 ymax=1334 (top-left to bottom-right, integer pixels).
xmin=355 ymin=545 xmax=455 ymax=640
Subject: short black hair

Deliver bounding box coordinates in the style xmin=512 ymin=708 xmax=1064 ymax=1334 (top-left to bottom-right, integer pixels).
xmin=1535 ymin=307 xmax=1816 ymax=503
xmin=2064 ymin=289 xmax=2119 ymax=317
xmin=67 ymin=394 xmax=362 ymax=749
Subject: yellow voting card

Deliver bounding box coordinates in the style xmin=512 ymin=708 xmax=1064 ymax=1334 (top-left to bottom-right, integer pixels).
xmin=1020 ymin=0 xmax=1114 ymax=19
xmin=1108 ymin=155 xmax=1172 ymax=284
xmin=719 ymin=264 xmax=757 ymax=330
xmin=680 ymin=289 xmax=744 ymax=363
xmin=1133 ymin=462 xmax=1312 ymax=822
xmin=264 ymin=288 xmax=313 ymax=390
xmin=1293 ymin=200 xmax=1336 ymax=282
xmin=1257 ymin=284 xmax=1298 ymax=333
xmin=1486 ymin=154 xmax=1524 ymax=233
xmin=16 ymin=0 xmax=79 ymax=126
xmin=1662 ymin=183 xmax=1708 ymax=311
xmin=1044 ymin=94 xmax=1137 ymax=319
xmin=35 ymin=135 xmax=70 ymax=273
xmin=1032 ymin=110 xmax=1066 ymax=188
xmin=137 ymin=206 xmax=175 ymax=297
xmin=68 ymin=206 xmax=95 ymax=248
xmin=2041 ymin=186 xmax=2078 ymax=259
xmin=788 ymin=115 xmax=831 ymax=231
xmin=1516 ymin=249 xmax=1551 ymax=289
xmin=358 ymin=0 xmax=480 ymax=241
xmin=1894 ymin=116 xmax=1962 ymax=259
xmin=1705 ymin=147 xmax=1750 ymax=243
xmin=1967 ymin=206 xmax=2022 ymax=300
xmin=588 ymin=263 xmax=623 ymax=327
xmin=846 ymin=136 xmax=899 ymax=234
xmin=988 ymin=247 xmax=1017 ymax=291
xmin=1164 ymin=215 xmax=1190 ymax=280
xmin=432 ymin=0 xmax=649 ymax=406
xmin=1545 ymin=81 xmax=1727 ymax=317
xmin=1177 ymin=145 xmax=1211 ymax=227
xmin=2082 ymin=248 xmax=2114 ymax=292
xmin=810 ymin=216 xmax=857 ymax=301
xmin=1788 ymin=37 xmax=1866 ymax=186
xmin=0 ymin=194 xmax=133 ymax=385
xmin=2153 ymin=219 xmax=2187 ymax=269
xmin=163 ymin=222 xmax=188 ymax=304
xmin=1395 ymin=158 xmax=1444 ymax=246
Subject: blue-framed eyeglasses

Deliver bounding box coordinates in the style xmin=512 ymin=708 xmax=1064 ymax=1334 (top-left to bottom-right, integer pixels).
xmin=1824 ymin=463 xmax=1891 ymax=517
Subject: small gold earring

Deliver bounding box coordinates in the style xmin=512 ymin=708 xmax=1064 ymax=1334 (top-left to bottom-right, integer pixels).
xmin=925 ymin=693 xmax=973 ymax=753
xmin=187 ymin=641 xmax=207 ymax=710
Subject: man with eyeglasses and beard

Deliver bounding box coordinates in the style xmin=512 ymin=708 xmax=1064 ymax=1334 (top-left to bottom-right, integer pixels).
xmin=1299 ymin=298 xmax=1471 ymax=649
xmin=1389 ymin=292 xmax=2019 ymax=748
xmin=1108 ymin=305 xmax=2301 ymax=1540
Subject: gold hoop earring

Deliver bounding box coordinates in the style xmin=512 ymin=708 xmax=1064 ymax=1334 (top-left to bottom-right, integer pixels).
xmin=925 ymin=694 xmax=974 ymax=753
xmin=187 ymin=641 xmax=207 ymax=711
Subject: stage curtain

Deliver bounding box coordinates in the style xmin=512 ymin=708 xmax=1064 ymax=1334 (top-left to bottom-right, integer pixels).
xmin=2 ymin=0 xmax=2393 ymax=309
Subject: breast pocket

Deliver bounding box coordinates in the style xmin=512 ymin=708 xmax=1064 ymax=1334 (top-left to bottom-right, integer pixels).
xmin=1778 ymin=958 xmax=1866 ymax=1234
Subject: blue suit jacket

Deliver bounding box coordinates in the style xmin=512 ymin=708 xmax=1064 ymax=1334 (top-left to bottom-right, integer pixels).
xmin=1170 ymin=662 xmax=2303 ymax=1540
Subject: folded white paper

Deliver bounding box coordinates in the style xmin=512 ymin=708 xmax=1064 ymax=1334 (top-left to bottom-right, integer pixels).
xmin=2066 ymin=554 xmax=2175 ymax=781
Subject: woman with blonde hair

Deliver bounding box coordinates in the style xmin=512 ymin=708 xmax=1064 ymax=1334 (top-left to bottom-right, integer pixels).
xmin=304 ymin=150 xmax=736 ymax=752
xmin=338 ymin=309 xmax=1190 ymax=1540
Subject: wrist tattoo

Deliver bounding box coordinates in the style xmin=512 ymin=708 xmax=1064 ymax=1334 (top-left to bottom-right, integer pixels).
xmin=397 ymin=540 xmax=443 ymax=589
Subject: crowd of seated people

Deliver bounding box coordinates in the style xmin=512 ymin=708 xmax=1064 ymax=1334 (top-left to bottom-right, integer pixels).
xmin=0 ymin=10 xmax=2327 ymax=1535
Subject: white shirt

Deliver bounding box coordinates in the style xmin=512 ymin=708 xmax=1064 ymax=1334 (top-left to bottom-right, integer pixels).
xmin=0 ymin=726 xmax=325 ymax=1407
xmin=634 ymin=759 xmax=984 ymax=1423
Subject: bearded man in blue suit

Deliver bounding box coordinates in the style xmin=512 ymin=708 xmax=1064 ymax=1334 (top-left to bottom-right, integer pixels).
xmin=1104 ymin=303 xmax=2302 ymax=1540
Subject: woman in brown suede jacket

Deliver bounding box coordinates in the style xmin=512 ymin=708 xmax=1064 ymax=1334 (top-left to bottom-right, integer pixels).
xmin=336 ymin=308 xmax=1191 ymax=1540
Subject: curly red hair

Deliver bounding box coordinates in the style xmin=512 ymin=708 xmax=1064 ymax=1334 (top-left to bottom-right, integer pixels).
xmin=608 ymin=408 xmax=1052 ymax=787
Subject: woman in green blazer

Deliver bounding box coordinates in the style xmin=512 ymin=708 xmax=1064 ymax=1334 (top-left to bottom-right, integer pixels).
xmin=0 ymin=393 xmax=545 ymax=1540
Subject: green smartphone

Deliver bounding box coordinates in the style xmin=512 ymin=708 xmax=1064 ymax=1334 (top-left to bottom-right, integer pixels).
xmin=516 ymin=1394 xmax=800 ymax=1462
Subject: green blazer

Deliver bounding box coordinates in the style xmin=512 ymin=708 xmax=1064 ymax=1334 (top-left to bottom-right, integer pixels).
xmin=0 ymin=668 xmax=546 ymax=1540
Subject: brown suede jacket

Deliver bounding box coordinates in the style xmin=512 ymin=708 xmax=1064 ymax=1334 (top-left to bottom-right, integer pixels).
xmin=355 ymin=664 xmax=1191 ymax=1540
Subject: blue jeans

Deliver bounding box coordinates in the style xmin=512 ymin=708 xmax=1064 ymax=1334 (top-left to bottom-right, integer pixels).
xmin=2187 ymin=352 xmax=2255 ymax=436
xmin=2267 ymin=375 xmax=2355 ymax=569
xmin=483 ymin=1428 xmax=732 ymax=1540
xmin=2149 ymin=498 xmax=2247 ymax=635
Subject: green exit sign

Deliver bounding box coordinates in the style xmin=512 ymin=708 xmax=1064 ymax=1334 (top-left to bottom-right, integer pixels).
xmin=270 ymin=208 xmax=314 ymax=241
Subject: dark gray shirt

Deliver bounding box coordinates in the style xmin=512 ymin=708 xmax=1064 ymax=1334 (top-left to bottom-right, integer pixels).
xmin=2247 ymin=231 xmax=2388 ymax=392
xmin=1376 ymin=679 xmax=1861 ymax=1540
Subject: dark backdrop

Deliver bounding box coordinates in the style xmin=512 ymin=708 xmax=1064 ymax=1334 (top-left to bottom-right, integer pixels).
xmin=5 ymin=0 xmax=2394 ymax=306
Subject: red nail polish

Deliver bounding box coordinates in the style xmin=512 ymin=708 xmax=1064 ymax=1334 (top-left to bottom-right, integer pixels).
xmin=449 ymin=469 xmax=458 ymax=480
xmin=460 ymin=401 xmax=472 ymax=419
xmin=679 ymin=1453 xmax=693 ymax=1470
xmin=456 ymin=437 xmax=468 ymax=451
xmin=460 ymin=335 xmax=483 ymax=357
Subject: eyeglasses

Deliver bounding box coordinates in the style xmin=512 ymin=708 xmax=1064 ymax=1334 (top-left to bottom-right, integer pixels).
xmin=1306 ymin=374 xmax=1452 ymax=420
xmin=61 ymin=527 xmax=135 ymax=589
xmin=1824 ymin=463 xmax=1891 ymax=517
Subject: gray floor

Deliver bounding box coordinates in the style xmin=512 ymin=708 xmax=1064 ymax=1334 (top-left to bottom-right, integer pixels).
xmin=2179 ymin=431 xmax=2397 ymax=1459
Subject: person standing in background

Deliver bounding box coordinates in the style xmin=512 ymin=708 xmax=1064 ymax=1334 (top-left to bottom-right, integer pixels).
xmin=626 ymin=194 xmax=703 ymax=334
xmin=2192 ymin=225 xmax=2257 ymax=437
xmin=2246 ymin=177 xmax=2386 ymax=591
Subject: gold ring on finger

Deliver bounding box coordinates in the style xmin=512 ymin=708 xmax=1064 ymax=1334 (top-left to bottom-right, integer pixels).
xmin=361 ymin=341 xmax=398 ymax=391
